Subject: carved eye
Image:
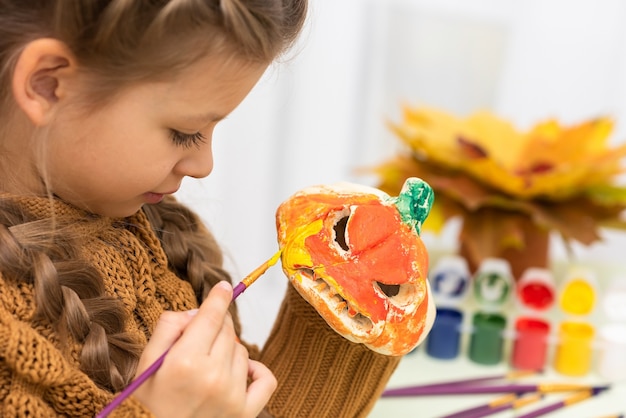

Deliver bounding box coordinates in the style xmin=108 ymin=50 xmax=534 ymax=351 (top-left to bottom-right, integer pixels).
xmin=333 ymin=215 xmax=349 ymax=251
xmin=377 ymin=282 xmax=400 ymax=297
xmin=375 ymin=282 xmax=419 ymax=307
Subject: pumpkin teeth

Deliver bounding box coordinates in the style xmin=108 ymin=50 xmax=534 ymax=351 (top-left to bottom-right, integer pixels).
xmin=304 ymin=273 xmax=375 ymax=335
xmin=315 ymin=281 xmax=328 ymax=292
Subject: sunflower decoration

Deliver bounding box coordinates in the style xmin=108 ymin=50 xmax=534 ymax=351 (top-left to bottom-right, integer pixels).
xmin=371 ymin=105 xmax=626 ymax=279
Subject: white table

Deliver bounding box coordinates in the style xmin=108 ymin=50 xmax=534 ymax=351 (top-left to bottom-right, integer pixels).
xmin=370 ymin=348 xmax=625 ymax=418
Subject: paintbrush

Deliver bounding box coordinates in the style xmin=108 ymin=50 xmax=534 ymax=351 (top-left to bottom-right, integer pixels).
xmin=232 ymin=250 xmax=282 ymax=299
xmin=439 ymin=393 xmax=518 ymax=418
xmin=381 ymin=382 xmax=610 ymax=397
xmin=460 ymin=393 xmax=543 ymax=418
xmin=96 ymin=251 xmax=282 ymax=418
xmin=382 ymin=370 xmax=539 ymax=397
xmin=516 ymin=387 xmax=611 ymax=418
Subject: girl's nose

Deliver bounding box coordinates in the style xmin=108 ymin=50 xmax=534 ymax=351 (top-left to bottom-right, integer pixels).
xmin=174 ymin=139 xmax=214 ymax=179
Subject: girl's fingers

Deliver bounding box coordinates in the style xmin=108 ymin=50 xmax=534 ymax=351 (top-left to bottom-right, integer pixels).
xmin=137 ymin=309 xmax=198 ymax=370
xmin=174 ymin=280 xmax=233 ymax=354
xmin=244 ymin=360 xmax=278 ymax=417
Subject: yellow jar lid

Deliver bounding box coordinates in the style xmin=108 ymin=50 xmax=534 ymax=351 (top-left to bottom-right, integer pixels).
xmin=559 ymin=268 xmax=596 ymax=316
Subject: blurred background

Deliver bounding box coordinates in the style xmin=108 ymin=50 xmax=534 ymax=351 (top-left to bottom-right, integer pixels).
xmin=176 ymin=0 xmax=626 ymax=346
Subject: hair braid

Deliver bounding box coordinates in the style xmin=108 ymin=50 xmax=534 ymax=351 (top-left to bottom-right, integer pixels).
xmin=0 ymin=199 xmax=141 ymax=392
xmin=142 ymin=199 xmax=242 ymax=333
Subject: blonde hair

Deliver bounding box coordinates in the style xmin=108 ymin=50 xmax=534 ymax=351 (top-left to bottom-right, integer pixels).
xmin=0 ymin=0 xmax=307 ymax=392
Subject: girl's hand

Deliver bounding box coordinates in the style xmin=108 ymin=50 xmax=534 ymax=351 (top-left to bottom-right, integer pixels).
xmin=134 ymin=281 xmax=277 ymax=418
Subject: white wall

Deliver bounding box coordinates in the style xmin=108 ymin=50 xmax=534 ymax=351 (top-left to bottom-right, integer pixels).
xmin=177 ymin=0 xmax=626 ymax=346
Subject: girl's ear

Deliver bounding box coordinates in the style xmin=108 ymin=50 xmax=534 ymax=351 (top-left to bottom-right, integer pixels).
xmin=11 ymin=38 xmax=77 ymax=126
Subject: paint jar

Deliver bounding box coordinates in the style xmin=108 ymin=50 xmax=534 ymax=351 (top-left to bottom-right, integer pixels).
xmin=598 ymin=323 xmax=626 ymax=381
xmin=516 ymin=268 xmax=556 ymax=313
xmin=429 ymin=255 xmax=470 ymax=307
xmin=597 ymin=277 xmax=626 ymax=381
xmin=426 ymin=307 xmax=464 ymax=360
xmin=553 ymin=267 xmax=597 ymax=377
xmin=511 ymin=317 xmax=550 ymax=370
xmin=468 ymin=312 xmax=507 ymax=365
xmin=511 ymin=268 xmax=555 ymax=371
xmin=472 ymin=258 xmax=514 ymax=312
xmin=553 ymin=320 xmax=595 ymax=376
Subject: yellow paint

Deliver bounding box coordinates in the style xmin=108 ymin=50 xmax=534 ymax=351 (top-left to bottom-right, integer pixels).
xmin=280 ymin=220 xmax=322 ymax=278
xmin=559 ymin=278 xmax=595 ymax=315
xmin=553 ymin=320 xmax=595 ymax=376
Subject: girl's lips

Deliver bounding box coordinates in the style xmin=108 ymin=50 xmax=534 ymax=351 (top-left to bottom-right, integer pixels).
xmin=144 ymin=192 xmax=165 ymax=204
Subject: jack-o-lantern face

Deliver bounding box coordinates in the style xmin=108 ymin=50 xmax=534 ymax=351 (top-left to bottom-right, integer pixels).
xmin=276 ymin=178 xmax=436 ymax=356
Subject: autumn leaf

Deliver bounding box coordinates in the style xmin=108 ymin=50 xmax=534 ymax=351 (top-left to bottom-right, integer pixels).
xmin=368 ymin=105 xmax=626 ymax=277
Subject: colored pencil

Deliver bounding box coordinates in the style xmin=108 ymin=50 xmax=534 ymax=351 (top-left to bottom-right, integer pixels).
xmin=382 ymin=370 xmax=538 ymax=397
xmin=381 ymin=382 xmax=609 ymax=397
xmin=517 ymin=387 xmax=610 ymax=418
xmin=96 ymin=251 xmax=282 ymax=418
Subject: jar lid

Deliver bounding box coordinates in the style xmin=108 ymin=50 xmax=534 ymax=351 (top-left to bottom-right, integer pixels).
xmin=602 ymin=277 xmax=626 ymax=321
xmin=558 ymin=267 xmax=596 ymax=316
xmin=429 ymin=255 xmax=470 ymax=307
xmin=472 ymin=258 xmax=514 ymax=310
xmin=516 ymin=267 xmax=556 ymax=313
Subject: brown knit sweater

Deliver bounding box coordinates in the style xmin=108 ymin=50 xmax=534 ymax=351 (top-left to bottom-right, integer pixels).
xmin=0 ymin=195 xmax=400 ymax=417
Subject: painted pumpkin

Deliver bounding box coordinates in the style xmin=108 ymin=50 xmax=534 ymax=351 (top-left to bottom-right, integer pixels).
xmin=276 ymin=177 xmax=436 ymax=356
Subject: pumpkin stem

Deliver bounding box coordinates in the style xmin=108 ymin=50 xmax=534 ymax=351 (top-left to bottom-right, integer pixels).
xmin=391 ymin=177 xmax=434 ymax=235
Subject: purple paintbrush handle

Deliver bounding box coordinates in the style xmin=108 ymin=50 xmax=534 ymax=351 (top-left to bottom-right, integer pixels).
xmin=382 ymin=375 xmax=503 ymax=397
xmin=467 ymin=403 xmax=512 ymax=418
xmin=383 ymin=384 xmax=536 ymax=396
xmin=96 ymin=349 xmax=169 ymax=418
xmin=232 ymin=282 xmax=247 ymax=300
xmin=439 ymin=404 xmax=492 ymax=418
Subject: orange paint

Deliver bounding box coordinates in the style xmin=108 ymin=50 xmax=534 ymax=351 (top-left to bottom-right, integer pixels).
xmin=276 ymin=181 xmax=434 ymax=356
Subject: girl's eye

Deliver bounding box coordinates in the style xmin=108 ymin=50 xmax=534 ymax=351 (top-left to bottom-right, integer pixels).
xmin=169 ymin=129 xmax=207 ymax=149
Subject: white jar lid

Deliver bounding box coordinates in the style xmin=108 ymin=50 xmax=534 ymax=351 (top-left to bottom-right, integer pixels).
xmin=603 ymin=277 xmax=626 ymax=321
xmin=472 ymin=257 xmax=514 ymax=310
xmin=429 ymin=254 xmax=470 ymax=307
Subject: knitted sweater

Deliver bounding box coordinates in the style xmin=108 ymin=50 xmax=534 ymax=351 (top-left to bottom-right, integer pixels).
xmin=0 ymin=195 xmax=400 ymax=417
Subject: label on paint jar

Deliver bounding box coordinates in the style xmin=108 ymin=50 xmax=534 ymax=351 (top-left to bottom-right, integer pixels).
xmin=472 ymin=258 xmax=514 ymax=311
xmin=429 ymin=255 xmax=470 ymax=307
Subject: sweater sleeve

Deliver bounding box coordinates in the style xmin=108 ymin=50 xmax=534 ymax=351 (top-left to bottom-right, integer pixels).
xmin=0 ymin=305 xmax=153 ymax=417
xmin=259 ymin=283 xmax=401 ymax=418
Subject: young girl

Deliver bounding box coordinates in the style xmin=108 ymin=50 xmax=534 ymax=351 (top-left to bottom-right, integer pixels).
xmin=0 ymin=1 xmax=401 ymax=417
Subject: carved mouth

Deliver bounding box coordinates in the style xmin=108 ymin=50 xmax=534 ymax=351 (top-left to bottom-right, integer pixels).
xmin=297 ymin=268 xmax=375 ymax=338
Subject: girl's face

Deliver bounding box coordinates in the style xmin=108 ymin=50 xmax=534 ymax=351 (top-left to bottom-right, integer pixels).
xmin=43 ymin=56 xmax=267 ymax=218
